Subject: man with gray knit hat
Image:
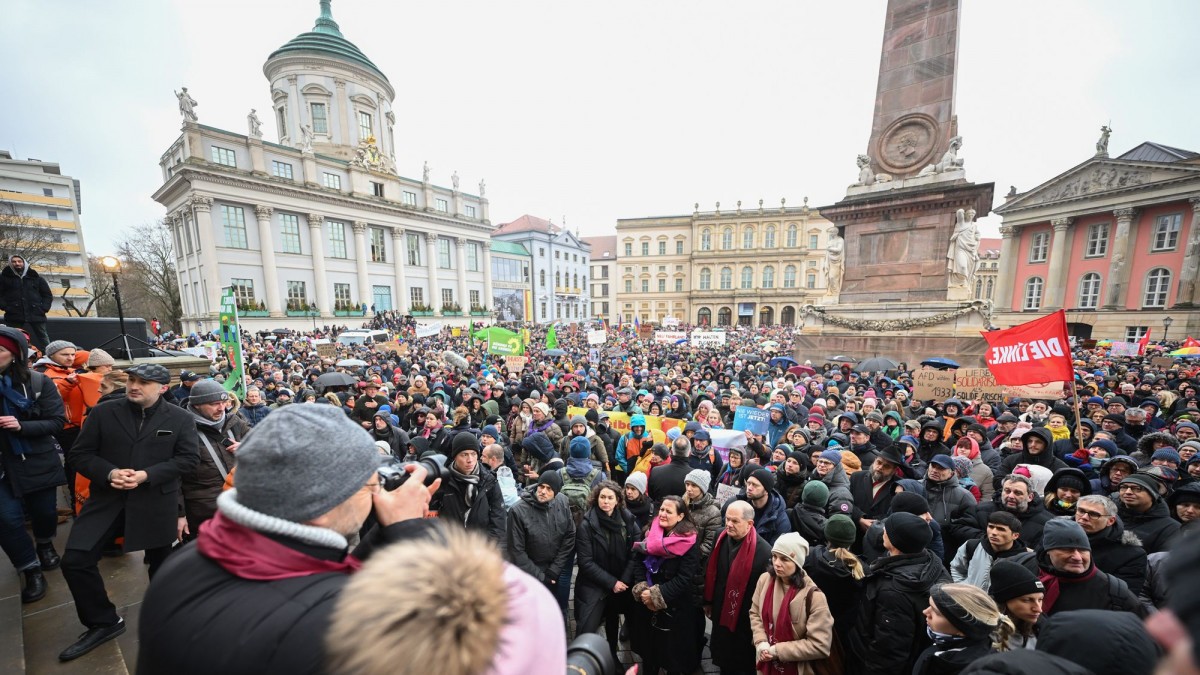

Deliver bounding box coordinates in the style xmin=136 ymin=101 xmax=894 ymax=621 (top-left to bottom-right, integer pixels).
xmin=180 ymin=379 xmax=250 ymax=539
xmin=138 ymin=404 xmax=443 ymax=673
xmin=1031 ymin=518 xmax=1145 ymax=618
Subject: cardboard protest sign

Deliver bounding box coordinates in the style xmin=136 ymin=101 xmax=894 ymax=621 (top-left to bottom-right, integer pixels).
xmin=732 ymin=406 xmax=770 ymax=435
xmin=1151 ymin=356 xmax=1175 ymax=370
xmin=504 ymin=355 xmax=528 ymax=373
xmin=587 ymin=330 xmax=606 ymax=345
xmin=654 ymin=331 xmax=687 ymax=344
xmin=913 ymin=369 xmax=956 ymax=401
xmin=715 ymin=483 xmax=740 ymax=506
xmin=953 ymin=368 xmax=1005 ymax=402
xmin=1003 ymin=382 xmax=1066 ymax=399
xmin=638 ymin=324 xmax=654 ymax=340
xmin=317 ymin=343 xmax=338 ymax=358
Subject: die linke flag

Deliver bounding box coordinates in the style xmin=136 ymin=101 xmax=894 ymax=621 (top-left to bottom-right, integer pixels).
xmin=982 ymin=310 xmax=1074 ymax=386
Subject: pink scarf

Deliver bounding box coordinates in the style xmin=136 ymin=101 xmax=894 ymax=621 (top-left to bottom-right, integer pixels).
xmin=644 ymin=518 xmax=697 ymax=557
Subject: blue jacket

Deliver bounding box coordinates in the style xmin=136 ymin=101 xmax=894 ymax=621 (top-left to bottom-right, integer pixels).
xmin=239 ymin=402 xmax=271 ymax=427
xmin=722 ymin=489 xmax=793 ymax=546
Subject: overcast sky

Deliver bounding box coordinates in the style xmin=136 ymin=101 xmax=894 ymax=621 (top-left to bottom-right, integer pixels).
xmin=2 ymin=0 xmax=1197 ymax=255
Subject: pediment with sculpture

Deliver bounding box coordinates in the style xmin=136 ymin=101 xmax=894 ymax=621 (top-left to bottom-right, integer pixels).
xmin=1002 ymin=159 xmax=1200 ymax=212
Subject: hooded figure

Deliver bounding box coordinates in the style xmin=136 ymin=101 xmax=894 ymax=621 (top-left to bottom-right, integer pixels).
xmin=0 ymin=255 xmax=53 ymax=350
xmin=997 ymin=427 xmax=1067 ymax=489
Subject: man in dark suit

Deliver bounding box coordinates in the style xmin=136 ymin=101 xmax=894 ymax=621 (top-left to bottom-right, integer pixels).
xmin=59 ymin=363 xmax=199 ymax=661
xmin=848 ymin=445 xmax=905 ymax=550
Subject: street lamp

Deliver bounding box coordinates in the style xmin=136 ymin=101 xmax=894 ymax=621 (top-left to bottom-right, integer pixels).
xmin=101 ymin=256 xmax=134 ymax=359
xmin=1164 ymin=316 xmax=1174 ymax=344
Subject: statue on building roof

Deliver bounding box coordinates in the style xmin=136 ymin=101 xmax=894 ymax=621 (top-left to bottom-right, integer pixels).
xmin=478 ymin=178 xmax=486 ymax=197
xmin=299 ymin=123 xmax=314 ymax=153
xmin=852 ymin=154 xmax=875 ymax=186
xmin=1096 ymin=124 xmax=1112 ymax=156
xmin=175 ymin=87 xmax=198 ymax=123
xmin=423 ymin=161 xmax=431 ymax=183
xmin=247 ymin=109 xmax=263 ymax=138
xmin=452 ymin=171 xmax=460 ymax=191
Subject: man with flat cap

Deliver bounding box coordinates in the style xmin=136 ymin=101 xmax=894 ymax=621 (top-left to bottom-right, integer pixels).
xmin=59 ymin=362 xmax=199 ymax=661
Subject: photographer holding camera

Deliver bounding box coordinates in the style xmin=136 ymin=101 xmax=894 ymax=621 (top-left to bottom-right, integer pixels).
xmin=137 ymin=404 xmax=443 ymax=674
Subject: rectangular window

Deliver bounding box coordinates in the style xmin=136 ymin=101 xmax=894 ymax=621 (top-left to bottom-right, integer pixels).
xmin=1124 ymin=326 xmax=1148 ymax=342
xmin=279 ymin=214 xmax=302 ymax=254
xmin=625 ymin=280 xmax=632 ymax=293
xmin=435 ymin=198 xmax=448 ymax=212
xmin=42 ymin=188 xmax=53 ymax=197
xmin=357 ymin=111 xmax=372 ymax=141
xmin=370 ymin=182 xmax=384 ymax=197
xmin=220 ymin=205 xmax=248 ymax=249
xmin=624 ymin=243 xmax=632 ymax=256
xmin=323 ymin=173 xmax=341 ymax=190
xmin=410 ymin=286 xmax=424 ymax=307
xmin=438 ymin=238 xmax=452 ymax=268
xmin=675 ymin=278 xmax=683 ymax=291
xmin=310 ymin=103 xmax=328 ymax=134
xmin=46 ymin=210 xmax=57 ymax=220
xmin=286 ymin=280 xmax=307 ymax=306
xmin=277 ymin=107 xmax=287 ymax=138
xmin=272 ymin=161 xmax=293 ymax=179
xmin=210 ymin=146 xmax=236 ymax=167
xmin=402 ymin=190 xmax=417 ymax=206
xmin=658 ymin=279 xmax=666 ymax=292
xmin=370 ymin=226 xmax=386 ymax=262
xmin=809 ymin=234 xmax=819 ymax=249
xmin=466 ymin=243 xmax=479 ymax=271
xmin=334 ymin=283 xmax=352 ymax=307
xmin=1153 ymin=214 xmax=1182 ymax=251
xmin=406 ymin=233 xmax=421 ymax=266
xmin=601 ymin=283 xmax=608 ymax=295
xmin=231 ymin=278 xmax=255 ymax=306
xmin=541 ymin=303 xmax=547 ymax=319
xmin=372 ymin=285 xmax=392 ymax=311
xmin=469 ymin=290 xmax=480 ymax=309
xmin=465 ymin=205 xmax=477 ymax=218
xmin=1085 ymin=223 xmax=1109 ymax=258
xmin=1029 ymin=231 xmax=1049 ymax=263
xmin=642 ymin=280 xmax=649 ymax=292
xmin=641 ymin=242 xmax=649 ymax=256
xmin=555 ymin=251 xmax=561 ymax=259
xmin=658 ymin=241 xmax=666 ymax=255
xmin=540 ymin=248 xmax=546 ymax=257
xmin=441 ymin=288 xmax=454 ymax=307
xmin=807 ymin=274 xmax=816 ymax=289
xmin=676 ymin=241 xmax=684 ymax=254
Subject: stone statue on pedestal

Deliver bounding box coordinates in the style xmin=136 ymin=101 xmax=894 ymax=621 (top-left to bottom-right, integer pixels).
xmin=423 ymin=161 xmax=431 ymax=183
xmin=247 ymin=109 xmax=263 ymax=138
xmin=452 ymin=171 xmax=460 ymax=191
xmin=852 ymin=155 xmax=875 ymax=186
xmin=478 ymin=179 xmax=486 ymax=197
xmin=299 ymin=123 xmax=314 ymax=153
xmin=825 ymin=227 xmax=845 ymax=295
xmin=946 ymin=208 xmax=980 ymax=288
xmin=919 ymin=136 xmax=964 ymax=176
xmin=1096 ymin=125 xmax=1112 ymax=156
xmin=175 ymin=87 xmax=198 ymax=123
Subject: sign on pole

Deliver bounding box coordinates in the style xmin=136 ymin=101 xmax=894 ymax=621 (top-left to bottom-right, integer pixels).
xmin=217 ymin=288 xmax=245 ymax=397
xmin=913 ymin=369 xmax=956 ymax=401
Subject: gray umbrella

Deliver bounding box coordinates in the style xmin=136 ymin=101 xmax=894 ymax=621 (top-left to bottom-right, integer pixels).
xmin=544 ymin=348 xmax=566 ymax=357
xmin=855 ymin=357 xmax=899 ymax=372
xmin=827 ymin=355 xmax=858 ymax=363
xmin=315 ymin=372 xmax=355 ymax=391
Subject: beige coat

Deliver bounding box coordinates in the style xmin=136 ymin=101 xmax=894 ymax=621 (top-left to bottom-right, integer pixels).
xmin=749 ymin=571 xmax=834 ymax=675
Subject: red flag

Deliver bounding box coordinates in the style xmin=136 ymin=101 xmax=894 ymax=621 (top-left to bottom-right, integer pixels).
xmin=1185 ymin=336 xmax=1200 ymax=348
xmin=1137 ymin=328 xmax=1152 ymax=355
xmin=981 ymin=310 xmax=1074 ymax=386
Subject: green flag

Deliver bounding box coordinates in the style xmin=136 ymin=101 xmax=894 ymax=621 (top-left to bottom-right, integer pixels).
xmin=218 ymin=288 xmax=246 ymax=398
xmin=478 ymin=327 xmax=525 ymax=355
xmin=546 ymin=324 xmax=558 ymax=350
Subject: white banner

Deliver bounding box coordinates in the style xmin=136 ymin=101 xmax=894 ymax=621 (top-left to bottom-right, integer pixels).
xmin=690 ymin=331 xmax=727 ymax=346
xmin=415 ymin=322 xmax=443 ymax=338
xmin=661 ymin=317 xmax=680 ymax=327
xmin=587 ymin=330 xmax=607 ymax=345
xmin=654 ymin=331 xmax=688 ymax=343
xmin=1108 ymin=341 xmax=1140 ymax=356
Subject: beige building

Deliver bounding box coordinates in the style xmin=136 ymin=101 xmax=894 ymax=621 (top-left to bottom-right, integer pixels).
xmin=616 ymin=200 xmax=831 ymax=326
xmin=581 ymin=235 xmax=617 ymax=321
xmin=974 ymin=237 xmax=1000 ymax=302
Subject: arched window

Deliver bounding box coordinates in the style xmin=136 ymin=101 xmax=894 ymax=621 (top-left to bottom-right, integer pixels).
xmin=783 ymin=265 xmax=796 ymax=288
xmin=1023 ymin=277 xmax=1044 ymax=310
xmin=539 ymin=270 xmax=546 ymax=287
xmin=717 ymin=307 xmax=732 ymax=326
xmin=697 ymin=307 xmax=711 ymax=325
xmin=985 ymin=278 xmax=993 ymax=298
xmin=1144 ymin=268 xmax=1172 ymax=308
xmin=764 ymin=225 xmax=776 ymax=249
xmin=1078 ymin=272 xmax=1102 ymax=309
xmin=719 ymin=267 xmax=732 ymax=290
xmin=743 ymin=227 xmax=754 ymax=249
xmin=741 ymin=266 xmax=754 ymax=289
xmin=555 ymin=271 xmax=561 ymax=287
xmin=721 ymin=228 xmax=733 ymax=250
xmin=700 ymin=228 xmax=711 ymax=251
xmin=974 ymin=278 xmax=983 ymax=299
xmin=762 ymin=265 xmax=775 ymax=289
xmin=780 ymin=306 xmax=795 ymax=326
xmin=786 ymin=224 xmax=797 ymax=247
xmin=699 ymin=268 xmax=712 ymax=290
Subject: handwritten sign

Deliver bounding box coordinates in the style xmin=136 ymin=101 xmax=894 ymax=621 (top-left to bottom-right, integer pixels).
xmin=587 ymin=330 xmax=607 ymax=345
xmin=715 ymin=483 xmax=740 ymax=506
xmin=415 ymin=322 xmax=442 ymax=338
xmin=654 ymin=331 xmax=688 ymax=344
xmin=1003 ymin=382 xmax=1065 ymax=400
xmin=1151 ymin=356 xmax=1175 ymax=370
xmin=316 ymin=343 xmax=337 ymax=358
xmin=732 ymin=406 xmax=770 ymax=435
xmin=372 ymin=341 xmax=404 ymax=356
xmin=638 ymin=324 xmax=654 ymax=340
xmin=913 ymin=370 xmax=956 ymax=401
xmin=662 ymin=317 xmax=680 ymax=327
xmin=504 ymin=355 xmax=528 ymax=373
xmin=954 ymin=368 xmax=1005 ymax=402
xmin=690 ymin=331 xmax=726 ymax=346
xmin=1108 ymin=341 xmax=1140 ymax=357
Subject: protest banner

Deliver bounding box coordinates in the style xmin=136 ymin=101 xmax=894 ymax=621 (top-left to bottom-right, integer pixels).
xmin=707 ymin=428 xmax=747 ymax=465
xmin=662 ymin=317 xmax=680 ymax=327
xmin=1003 ymin=382 xmax=1066 ymax=399
xmin=587 ymin=330 xmax=606 ymax=345
xmin=1108 ymin=341 xmax=1141 ymax=357
xmin=569 ymin=407 xmax=680 ymax=443
xmin=588 ymin=348 xmax=600 ymax=364
xmin=690 ymin=331 xmax=726 ymax=346
xmin=504 ymin=355 xmax=528 ymax=373
xmin=415 ymin=322 xmax=443 ymax=338
xmin=1151 ymin=356 xmax=1175 ymax=370
xmin=953 ymin=368 xmax=1005 ymax=402
xmin=317 ymin=343 xmax=338 ymax=358
xmin=217 ymin=288 xmax=245 ymax=396
xmin=732 ymin=406 xmax=770 ymax=435
xmin=654 ymin=331 xmax=688 ymax=344
xmin=982 ymin=310 xmax=1073 ymax=385
xmin=913 ymin=369 xmax=956 ymax=401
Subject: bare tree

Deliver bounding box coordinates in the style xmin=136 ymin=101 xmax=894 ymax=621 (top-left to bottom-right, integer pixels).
xmin=0 ymin=202 xmax=66 ymax=269
xmin=58 ymin=256 xmax=116 ymax=317
xmin=114 ymin=221 xmax=183 ymax=331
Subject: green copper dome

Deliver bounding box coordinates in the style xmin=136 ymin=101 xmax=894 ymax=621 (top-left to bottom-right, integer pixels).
xmin=268 ymin=0 xmax=388 ymax=82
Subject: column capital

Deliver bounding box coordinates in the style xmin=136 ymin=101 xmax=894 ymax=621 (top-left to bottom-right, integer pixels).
xmin=997 ymin=224 xmax=1020 ymax=238
xmin=190 ymin=195 xmax=213 ymax=212
xmin=1051 ymin=217 xmax=1073 ymax=231
xmin=254 ymin=205 xmax=274 ymax=219
xmin=334 ymin=78 xmax=346 ymax=90
xmin=307 ymin=214 xmax=325 ymax=228
xmin=352 ymin=220 xmax=368 ymax=234
xmin=455 ymin=237 xmax=467 ymax=249
xmin=1189 ymin=195 xmax=1200 ymax=210
xmin=1114 ymin=207 xmax=1139 ymax=221
xmin=286 ymin=74 xmax=298 ymax=85
xmin=390 ymin=225 xmax=405 ymax=238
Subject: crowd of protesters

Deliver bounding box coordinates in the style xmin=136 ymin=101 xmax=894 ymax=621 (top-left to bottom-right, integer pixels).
xmin=2 ymin=307 xmax=1200 ymax=674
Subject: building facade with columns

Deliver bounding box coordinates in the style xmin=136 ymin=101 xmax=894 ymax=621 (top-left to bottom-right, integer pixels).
xmin=582 ymin=235 xmax=617 ymax=321
xmin=491 ymin=215 xmax=590 ymax=324
xmin=616 ymin=201 xmax=831 ymax=327
xmin=992 ymin=141 xmax=1200 ymax=341
xmin=152 ymin=2 xmax=494 ymax=331
xmin=974 ymin=237 xmax=1000 ymax=303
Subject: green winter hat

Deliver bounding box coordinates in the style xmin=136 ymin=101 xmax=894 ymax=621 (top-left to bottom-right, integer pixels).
xmin=802 ymin=480 xmax=829 ymax=508
xmin=825 ymin=514 xmax=857 ymax=549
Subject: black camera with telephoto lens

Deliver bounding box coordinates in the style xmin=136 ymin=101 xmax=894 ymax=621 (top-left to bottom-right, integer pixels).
xmin=376 ymin=454 xmax=447 ymax=491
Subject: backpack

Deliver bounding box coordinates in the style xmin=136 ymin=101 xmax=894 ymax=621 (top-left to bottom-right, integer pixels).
xmin=560 ymin=467 xmax=600 ymax=525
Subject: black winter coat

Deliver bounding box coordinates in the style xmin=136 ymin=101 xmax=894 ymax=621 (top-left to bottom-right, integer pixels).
xmin=848 ymin=470 xmax=898 ymax=524
xmin=803 ymin=545 xmax=863 ymax=643
xmin=707 ymin=533 xmax=772 ymax=672
xmin=68 ymin=397 xmax=199 ymax=552
xmin=138 ymin=517 xmax=437 ymax=675
xmin=1088 ymin=518 xmax=1147 ymax=595
xmin=911 ymin=637 xmax=993 ymax=675
xmin=574 ymin=506 xmax=641 ymax=634
xmin=182 ymin=409 xmax=249 ymax=529
xmin=623 ymin=531 xmax=703 ymax=674
xmin=646 ymin=458 xmax=692 ymax=503
xmin=0 ymin=265 xmax=52 ymax=324
xmin=1027 ymin=554 xmax=1146 ymax=618
xmin=505 ymin=486 xmax=575 ymax=583
xmin=435 ymin=464 xmax=506 ymax=542
xmin=846 ymin=550 xmax=949 ymax=675
xmin=1118 ymin=499 xmax=1180 ymax=555
xmin=973 ymin=495 xmax=1053 ymax=549
xmin=923 ymin=475 xmax=981 ymax=560
xmin=0 ymin=369 xmax=66 ymax=496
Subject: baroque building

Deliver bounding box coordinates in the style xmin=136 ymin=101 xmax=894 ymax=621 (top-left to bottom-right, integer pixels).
xmin=491 ymin=215 xmax=590 ymax=324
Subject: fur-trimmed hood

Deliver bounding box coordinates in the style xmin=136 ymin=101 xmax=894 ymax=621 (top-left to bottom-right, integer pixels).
xmin=1137 ymin=431 xmax=1179 ymax=458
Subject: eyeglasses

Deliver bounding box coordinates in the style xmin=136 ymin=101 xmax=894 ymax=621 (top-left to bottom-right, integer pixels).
xmin=1118 ymin=484 xmax=1146 ymax=493
xmin=1075 ymin=508 xmax=1108 ymax=520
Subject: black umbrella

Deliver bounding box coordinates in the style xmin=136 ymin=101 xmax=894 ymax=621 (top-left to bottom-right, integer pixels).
xmin=315 ymin=372 xmax=355 ymax=391
xmin=855 ymin=357 xmax=899 ymax=372
xmin=921 ymin=357 xmax=960 ymax=370
xmin=271 ymin=328 xmax=291 ymax=334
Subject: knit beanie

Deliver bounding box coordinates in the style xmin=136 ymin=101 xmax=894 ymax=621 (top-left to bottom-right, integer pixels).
xmin=666 ymin=427 xmax=682 ymax=441
xmin=989 ymin=560 xmax=1044 ymax=604
xmin=825 ymin=514 xmax=856 ymax=549
xmin=750 ymin=467 xmax=776 ymax=494
xmin=0 ymin=330 xmax=21 ymax=357
xmin=86 ymin=348 xmax=116 ymax=368
xmin=1088 ymin=438 xmax=1119 ymax=456
xmin=1039 ymin=609 xmax=1159 ymax=675
xmin=234 ymin=405 xmax=381 ymax=522
xmin=187 ymin=379 xmax=229 ymax=405
xmin=537 ymin=469 xmax=563 ymax=495
xmin=930 ymin=584 xmax=997 ymax=639
xmin=480 ymin=425 xmax=499 ymax=440
xmin=1152 ymin=448 xmax=1182 ymax=466
xmin=1119 ymin=473 xmax=1163 ymax=502
xmin=569 ymin=435 xmax=591 ymax=459
xmin=624 ymin=472 xmax=648 ymax=496
xmin=819 ymin=449 xmax=842 ymax=465
xmin=451 ymin=431 xmax=481 ymax=459
xmin=771 ymin=532 xmax=809 ymax=567
xmin=569 ymin=414 xmax=586 ymax=429
xmin=1181 ymin=440 xmax=1200 ymax=457
xmin=890 ymin=491 xmax=930 ymax=516
xmin=884 ymin=512 xmax=932 ymax=554
xmin=1040 ymin=518 xmax=1091 ymax=552
xmin=802 ymin=480 xmax=829 ymax=507
xmin=44 ymin=340 xmax=75 ymax=357
xmin=685 ymin=468 xmax=711 ymax=495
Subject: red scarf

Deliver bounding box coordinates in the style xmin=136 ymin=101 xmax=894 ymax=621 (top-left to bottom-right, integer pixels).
xmin=197 ymin=511 xmax=362 ymax=580
xmin=704 ymin=526 xmax=759 ymax=631
xmin=1038 ymin=564 xmax=1097 ymax=613
xmin=757 ymin=578 xmax=800 ymax=675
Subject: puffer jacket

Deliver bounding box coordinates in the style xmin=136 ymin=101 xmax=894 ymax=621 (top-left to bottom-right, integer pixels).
xmin=819 ymin=461 xmax=854 ymax=517
xmin=1117 ymin=498 xmax=1180 ymax=555
xmin=1087 ymin=517 xmax=1146 ymax=595
xmin=689 ymin=492 xmax=724 ymax=603
xmin=505 ymin=485 xmax=576 ymax=583
xmin=846 ymin=549 xmax=950 ymax=675
xmin=949 ymin=537 xmax=1035 ymax=590
xmin=923 ymin=473 xmax=981 ymax=555
xmin=239 ymin=402 xmax=271 ymax=427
